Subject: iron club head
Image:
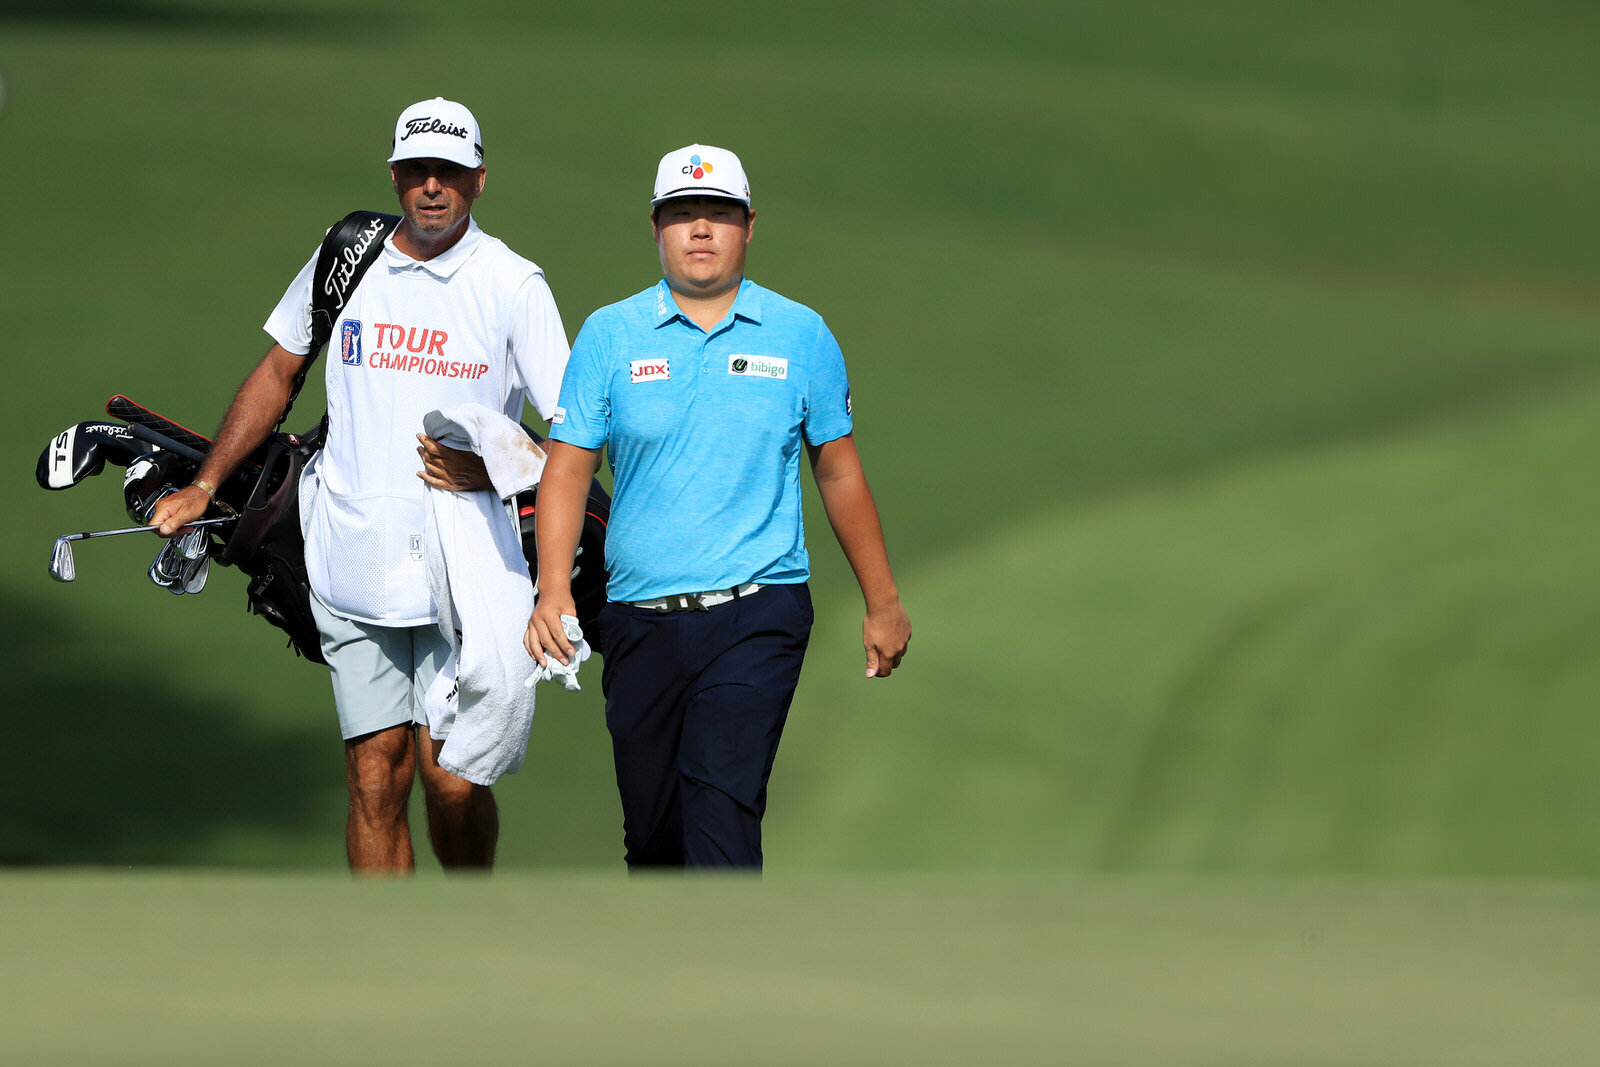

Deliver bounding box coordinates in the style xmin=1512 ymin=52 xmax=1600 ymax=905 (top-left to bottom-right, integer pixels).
xmin=179 ymin=553 xmax=210 ymax=594
xmin=48 ymin=536 xmax=76 ymax=582
xmin=45 ymin=517 xmax=234 ymax=586
xmin=151 ymin=538 xmax=185 ymax=592
xmin=176 ymin=524 xmax=210 ymax=561
xmin=175 ymin=524 xmax=212 ymax=593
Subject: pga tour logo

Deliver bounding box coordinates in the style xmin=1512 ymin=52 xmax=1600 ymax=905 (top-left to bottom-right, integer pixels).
xmin=630 ymin=359 xmax=670 ymax=383
xmin=340 ymin=319 xmax=362 ymax=366
xmin=728 ymin=354 xmax=787 ymax=380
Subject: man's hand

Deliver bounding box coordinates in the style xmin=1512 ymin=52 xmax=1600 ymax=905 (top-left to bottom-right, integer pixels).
xmin=808 ymin=434 xmax=911 ymax=680
xmin=523 ymin=439 xmax=603 ymax=669
xmin=416 ymin=434 xmax=491 ymax=491
xmin=863 ymin=597 xmax=911 ymax=678
xmin=525 ymin=596 xmax=579 ymax=668
xmin=147 ymin=485 xmax=211 ymax=537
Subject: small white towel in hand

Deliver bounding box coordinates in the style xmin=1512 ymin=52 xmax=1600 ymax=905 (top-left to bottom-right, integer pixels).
xmin=526 ymin=615 xmax=591 ymax=692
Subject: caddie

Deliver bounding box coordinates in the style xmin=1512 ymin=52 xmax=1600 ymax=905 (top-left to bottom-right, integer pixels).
xmin=526 ymin=143 xmax=911 ymax=871
xmin=151 ymin=98 xmax=569 ymax=873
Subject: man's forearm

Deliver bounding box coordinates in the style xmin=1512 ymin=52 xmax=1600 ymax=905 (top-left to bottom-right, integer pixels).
xmin=534 ymin=442 xmax=601 ymax=598
xmin=149 ymin=345 xmax=306 ymax=534
xmin=818 ymin=472 xmax=900 ymax=608
xmin=196 ymin=346 xmax=304 ymax=487
xmin=813 ymin=437 xmax=912 ymax=677
xmin=810 ymin=435 xmax=901 ymax=607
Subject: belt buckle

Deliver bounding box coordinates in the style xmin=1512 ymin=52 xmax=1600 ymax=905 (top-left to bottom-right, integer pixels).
xmin=651 ymin=591 xmax=710 ymax=614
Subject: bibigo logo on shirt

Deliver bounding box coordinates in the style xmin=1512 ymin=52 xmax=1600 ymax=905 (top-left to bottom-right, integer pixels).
xmin=728 ymin=354 xmax=787 ymax=380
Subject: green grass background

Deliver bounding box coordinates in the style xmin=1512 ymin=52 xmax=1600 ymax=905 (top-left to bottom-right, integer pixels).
xmin=5 ymin=871 xmax=1599 ymax=1065
xmin=3 ymin=1 xmax=1599 ymax=1060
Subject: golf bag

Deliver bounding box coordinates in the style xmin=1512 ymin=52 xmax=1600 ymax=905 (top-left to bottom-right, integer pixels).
xmin=219 ymin=426 xmax=326 ymax=663
xmin=104 ymin=397 xmax=328 ymax=662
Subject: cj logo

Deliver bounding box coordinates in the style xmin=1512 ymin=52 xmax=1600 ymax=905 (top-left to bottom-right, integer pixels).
xmin=681 ymin=154 xmax=714 ymax=180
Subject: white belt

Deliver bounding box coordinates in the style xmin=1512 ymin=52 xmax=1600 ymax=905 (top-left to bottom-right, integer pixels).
xmin=628 ymin=583 xmax=762 ymax=613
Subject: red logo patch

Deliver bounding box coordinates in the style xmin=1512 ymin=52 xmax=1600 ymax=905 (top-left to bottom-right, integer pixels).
xmin=630 ymin=359 xmax=670 ymax=383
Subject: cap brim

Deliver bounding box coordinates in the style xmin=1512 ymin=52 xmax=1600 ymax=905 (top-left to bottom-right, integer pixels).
xmin=650 ymin=186 xmax=750 ymax=207
xmin=388 ymin=143 xmax=484 ymax=169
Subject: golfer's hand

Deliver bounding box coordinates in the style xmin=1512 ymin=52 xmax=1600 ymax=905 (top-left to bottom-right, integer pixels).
xmin=862 ymin=598 xmax=911 ymax=678
xmin=148 ymin=486 xmax=210 ymax=537
xmin=416 ymin=435 xmax=490 ymax=491
xmin=526 ymin=596 xmax=578 ymax=667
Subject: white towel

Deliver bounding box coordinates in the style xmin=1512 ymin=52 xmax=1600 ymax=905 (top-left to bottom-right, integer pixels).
xmin=421 ymin=404 xmax=546 ymax=786
xmin=525 ymin=614 xmax=592 ymax=692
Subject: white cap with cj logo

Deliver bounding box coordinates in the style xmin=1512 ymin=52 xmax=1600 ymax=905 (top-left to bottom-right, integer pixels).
xmin=388 ymin=97 xmax=483 ymax=169
xmin=651 ymin=144 xmax=751 ymax=208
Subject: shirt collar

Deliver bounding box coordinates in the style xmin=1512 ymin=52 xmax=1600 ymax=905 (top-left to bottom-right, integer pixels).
xmin=382 ymin=217 xmax=482 ymax=280
xmin=652 ymin=277 xmax=763 ymax=330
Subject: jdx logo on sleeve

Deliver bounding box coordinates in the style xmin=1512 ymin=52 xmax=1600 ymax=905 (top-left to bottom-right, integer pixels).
xmin=630 ymin=359 xmax=671 ymax=383
xmin=727 ymin=354 xmax=787 ymax=380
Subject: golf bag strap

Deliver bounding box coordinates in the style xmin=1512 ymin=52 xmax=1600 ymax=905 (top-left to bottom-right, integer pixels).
xmin=283 ymin=210 xmax=401 ymax=427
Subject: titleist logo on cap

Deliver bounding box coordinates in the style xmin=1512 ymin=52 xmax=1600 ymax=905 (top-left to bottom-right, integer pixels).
xmin=400 ymin=116 xmax=470 ymax=141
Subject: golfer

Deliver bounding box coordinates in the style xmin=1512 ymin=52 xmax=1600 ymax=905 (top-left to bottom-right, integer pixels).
xmin=151 ymin=98 xmax=569 ymax=872
xmin=526 ymin=143 xmax=911 ymax=870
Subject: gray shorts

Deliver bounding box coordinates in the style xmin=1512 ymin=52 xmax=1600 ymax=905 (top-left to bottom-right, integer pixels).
xmin=310 ymin=591 xmax=449 ymax=740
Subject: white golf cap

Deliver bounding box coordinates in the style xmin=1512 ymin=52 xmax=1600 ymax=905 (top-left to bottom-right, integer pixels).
xmin=651 ymin=144 xmax=751 ymax=208
xmin=388 ymin=97 xmax=483 ymax=169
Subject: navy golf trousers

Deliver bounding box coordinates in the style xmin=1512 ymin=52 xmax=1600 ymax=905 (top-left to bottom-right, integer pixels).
xmin=597 ymin=582 xmax=813 ymax=870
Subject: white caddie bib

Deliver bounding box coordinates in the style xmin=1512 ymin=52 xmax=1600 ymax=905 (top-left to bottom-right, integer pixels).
xmin=266 ymin=221 xmax=568 ymax=625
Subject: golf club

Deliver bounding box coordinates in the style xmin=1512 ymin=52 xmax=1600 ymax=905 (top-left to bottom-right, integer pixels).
xmin=123 ymin=450 xmax=190 ymax=525
xmin=36 ymin=421 xmax=152 ymax=490
xmin=125 ymin=422 xmax=208 ymax=466
xmin=149 ymin=537 xmax=186 ymax=591
xmin=49 ymin=517 xmax=234 ymax=583
xmin=176 ymin=524 xmax=210 ymax=560
xmin=173 ymin=525 xmax=213 ymax=594
xmin=179 ymin=553 xmax=211 ymax=594
xmin=106 ymin=395 xmax=215 ymax=456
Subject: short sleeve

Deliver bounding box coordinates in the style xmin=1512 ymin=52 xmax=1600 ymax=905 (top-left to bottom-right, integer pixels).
xmin=549 ymin=312 xmax=613 ymax=449
xmin=262 ymin=251 xmax=320 ymax=356
xmin=508 ymin=272 xmax=571 ymax=421
xmin=802 ymin=318 xmax=853 ymax=445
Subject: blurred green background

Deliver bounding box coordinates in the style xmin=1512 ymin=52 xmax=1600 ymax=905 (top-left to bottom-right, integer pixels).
xmin=3 ymin=0 xmax=1598 ymax=880
xmin=6 ymin=3 xmax=1600 ymax=1062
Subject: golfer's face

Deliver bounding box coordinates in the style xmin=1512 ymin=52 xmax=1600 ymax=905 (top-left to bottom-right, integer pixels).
xmin=653 ymin=196 xmax=753 ymax=299
xmin=392 ymin=158 xmax=483 ymax=237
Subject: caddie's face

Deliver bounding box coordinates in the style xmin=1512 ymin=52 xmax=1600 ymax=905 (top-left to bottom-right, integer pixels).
xmin=652 ymin=196 xmax=754 ymax=300
xmin=391 ymin=157 xmax=484 ymax=238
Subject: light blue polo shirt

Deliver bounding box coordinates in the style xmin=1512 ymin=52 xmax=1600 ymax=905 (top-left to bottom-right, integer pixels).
xmin=552 ymin=278 xmax=853 ymax=602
